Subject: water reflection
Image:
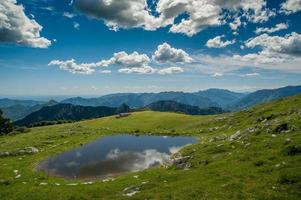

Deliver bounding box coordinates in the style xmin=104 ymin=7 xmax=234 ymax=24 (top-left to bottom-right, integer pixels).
xmin=38 ymin=135 xmax=197 ymax=179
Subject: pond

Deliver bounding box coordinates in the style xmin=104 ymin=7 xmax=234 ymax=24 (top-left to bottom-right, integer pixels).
xmin=37 ymin=135 xmax=197 ymax=179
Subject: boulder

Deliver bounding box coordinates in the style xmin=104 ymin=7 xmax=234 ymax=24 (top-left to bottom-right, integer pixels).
xmin=171 ymin=156 xmax=191 ymax=169
xmin=209 ymin=136 xmax=221 ymax=142
xmin=230 ymin=130 xmax=241 ymax=141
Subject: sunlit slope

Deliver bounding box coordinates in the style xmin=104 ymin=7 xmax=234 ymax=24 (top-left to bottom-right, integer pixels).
xmin=0 ymin=94 xmax=301 ymax=200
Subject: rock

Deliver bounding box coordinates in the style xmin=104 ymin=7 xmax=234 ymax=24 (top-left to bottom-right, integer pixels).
xmin=123 ymin=185 xmax=140 ymax=197
xmin=123 ymin=191 xmax=139 ymax=197
xmin=209 ymin=136 xmax=221 ymax=142
xmin=284 ymin=138 xmax=291 ymax=145
xmin=82 ymin=181 xmax=93 ymax=185
xmin=209 ymin=127 xmax=219 ymax=131
xmin=171 ymin=156 xmax=191 ymax=169
xmin=245 ymin=143 xmax=251 ymax=148
xmin=274 ymin=123 xmax=289 ymax=133
xmin=15 ymin=173 xmax=21 ymax=178
xmin=230 ymin=130 xmax=241 ymax=141
xmin=0 ymin=179 xmax=10 ymax=185
xmin=17 ymin=147 xmax=39 ymax=155
xmin=39 ymin=182 xmax=48 ymax=186
xmin=0 ymin=152 xmax=10 ymax=157
xmin=66 ymin=183 xmax=78 ymax=186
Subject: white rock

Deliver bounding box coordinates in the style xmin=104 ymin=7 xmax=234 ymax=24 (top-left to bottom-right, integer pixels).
xmin=230 ymin=131 xmax=241 ymax=141
xmin=123 ymin=191 xmax=139 ymax=197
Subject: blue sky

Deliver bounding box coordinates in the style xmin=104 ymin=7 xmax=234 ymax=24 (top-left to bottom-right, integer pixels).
xmin=0 ymin=0 xmax=301 ymax=97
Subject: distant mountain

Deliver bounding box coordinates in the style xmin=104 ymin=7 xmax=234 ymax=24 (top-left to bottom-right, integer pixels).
xmin=2 ymin=100 xmax=58 ymax=121
xmin=196 ymin=89 xmax=246 ymax=107
xmin=0 ymin=98 xmax=44 ymax=108
xmin=143 ymin=100 xmax=225 ymax=115
xmin=61 ymin=92 xmax=218 ymax=109
xmin=14 ymin=103 xmax=129 ymax=127
xmin=231 ymin=85 xmax=301 ymax=110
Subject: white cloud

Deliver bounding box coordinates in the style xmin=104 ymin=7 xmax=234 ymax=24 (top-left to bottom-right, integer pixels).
xmin=281 ymin=0 xmax=301 ymax=14
xmin=158 ymin=67 xmax=184 ymax=75
xmin=97 ymin=51 xmax=151 ymax=68
xmin=118 ymin=66 xmax=157 ymax=74
xmin=100 ymin=70 xmax=112 ymax=74
xmin=190 ymin=53 xmax=301 ymax=74
xmin=75 ymin=0 xmax=274 ymax=37
xmin=240 ymin=72 xmax=260 ymax=77
xmin=63 ymin=12 xmax=76 ymax=18
xmin=244 ymin=32 xmax=301 ymax=56
xmin=96 ymin=50 xmax=156 ymax=74
xmin=206 ymin=35 xmax=235 ymax=48
xmin=229 ymin=16 xmax=242 ymax=31
xmin=105 ymin=149 xmax=170 ymax=172
xmin=153 ymin=43 xmax=193 ymax=63
xmin=73 ymin=22 xmax=80 ymax=30
xmin=255 ymin=23 xmax=289 ymax=34
xmin=74 ymin=0 xmax=160 ymax=31
xmin=48 ymin=59 xmax=96 ymax=74
xmin=0 ymin=0 xmax=51 ymax=48
xmin=232 ymin=32 xmax=301 ymax=72
xmin=211 ymin=72 xmax=223 ymax=77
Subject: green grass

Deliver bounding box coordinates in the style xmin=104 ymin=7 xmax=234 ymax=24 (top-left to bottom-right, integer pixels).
xmin=1 ymin=95 xmax=301 ymax=199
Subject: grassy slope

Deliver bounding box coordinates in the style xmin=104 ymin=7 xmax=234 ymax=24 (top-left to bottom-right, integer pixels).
xmin=0 ymin=95 xmax=301 ymax=200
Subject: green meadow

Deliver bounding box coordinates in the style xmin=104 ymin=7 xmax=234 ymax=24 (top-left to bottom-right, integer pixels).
xmin=1 ymin=95 xmax=301 ymax=200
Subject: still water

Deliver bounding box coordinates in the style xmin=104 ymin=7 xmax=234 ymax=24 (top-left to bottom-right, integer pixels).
xmin=38 ymin=135 xmax=197 ymax=179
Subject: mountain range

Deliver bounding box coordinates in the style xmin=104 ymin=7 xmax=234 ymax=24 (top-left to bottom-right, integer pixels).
xmin=1 ymin=85 xmax=301 ymax=124
xmin=142 ymin=100 xmax=225 ymax=115
xmin=14 ymin=103 xmax=130 ymax=127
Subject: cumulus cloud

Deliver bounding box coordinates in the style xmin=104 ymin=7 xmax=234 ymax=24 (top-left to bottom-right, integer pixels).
xmin=97 ymin=51 xmax=151 ymax=68
xmin=244 ymin=32 xmax=301 ymax=57
xmin=157 ymin=67 xmax=184 ymax=75
xmin=206 ymin=35 xmax=235 ymax=48
xmin=75 ymin=0 xmax=274 ymax=36
xmin=96 ymin=51 xmax=157 ymax=74
xmin=281 ymin=0 xmax=301 ymax=14
xmin=232 ymin=32 xmax=301 ymax=70
xmin=190 ymin=52 xmax=301 ymax=74
xmin=0 ymin=0 xmax=51 ymax=48
xmin=153 ymin=43 xmax=193 ymax=63
xmin=118 ymin=66 xmax=157 ymax=74
xmin=74 ymin=0 xmax=160 ymax=31
xmin=255 ymin=23 xmax=289 ymax=34
xmin=48 ymin=59 xmax=96 ymax=74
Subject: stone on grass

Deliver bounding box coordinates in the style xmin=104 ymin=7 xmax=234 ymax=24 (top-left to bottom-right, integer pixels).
xmin=209 ymin=136 xmax=221 ymax=142
xmin=230 ymin=130 xmax=241 ymax=141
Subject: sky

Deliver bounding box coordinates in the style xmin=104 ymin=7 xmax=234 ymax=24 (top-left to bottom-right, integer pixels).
xmin=0 ymin=0 xmax=301 ymax=97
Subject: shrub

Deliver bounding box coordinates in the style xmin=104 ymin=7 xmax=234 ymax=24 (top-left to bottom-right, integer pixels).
xmin=0 ymin=109 xmax=14 ymax=135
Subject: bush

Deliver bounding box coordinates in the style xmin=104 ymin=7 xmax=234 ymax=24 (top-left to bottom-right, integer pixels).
xmin=0 ymin=109 xmax=14 ymax=135
xmin=284 ymin=145 xmax=301 ymax=156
